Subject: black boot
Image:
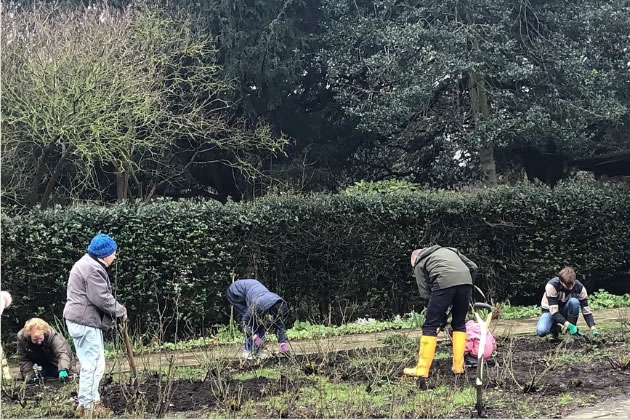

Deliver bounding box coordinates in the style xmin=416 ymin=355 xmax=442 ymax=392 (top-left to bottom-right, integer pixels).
xmin=465 ymin=354 xmax=478 ymax=368
xmin=550 ymin=324 xmax=561 ymax=342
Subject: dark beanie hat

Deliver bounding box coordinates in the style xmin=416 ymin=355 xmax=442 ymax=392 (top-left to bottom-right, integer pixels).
xmin=87 ymin=233 xmax=118 ymax=258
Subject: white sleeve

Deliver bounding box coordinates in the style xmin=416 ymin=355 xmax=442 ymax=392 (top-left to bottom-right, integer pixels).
xmin=0 ymin=291 xmax=12 ymax=316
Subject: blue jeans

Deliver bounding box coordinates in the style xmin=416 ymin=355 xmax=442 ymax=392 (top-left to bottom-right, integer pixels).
xmin=226 ymin=289 xmax=264 ymax=352
xmin=536 ymin=298 xmax=580 ymax=337
xmin=244 ymin=325 xmax=265 ymax=352
xmin=66 ymin=320 xmax=105 ymax=408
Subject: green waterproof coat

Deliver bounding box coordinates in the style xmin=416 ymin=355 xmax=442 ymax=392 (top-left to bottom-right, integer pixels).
xmin=412 ymin=245 xmax=478 ymax=302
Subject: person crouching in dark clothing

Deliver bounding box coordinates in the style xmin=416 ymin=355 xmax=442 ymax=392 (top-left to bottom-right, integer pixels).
xmin=17 ymin=318 xmax=75 ymax=383
xmin=403 ymin=245 xmax=478 ymax=378
xmin=226 ymin=279 xmax=290 ymax=359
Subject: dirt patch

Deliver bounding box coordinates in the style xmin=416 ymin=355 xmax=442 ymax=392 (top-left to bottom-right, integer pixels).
xmin=3 ymin=331 xmax=630 ymax=418
xmin=101 ymin=375 xmax=273 ymax=415
xmin=1 ymin=379 xmax=76 ymax=404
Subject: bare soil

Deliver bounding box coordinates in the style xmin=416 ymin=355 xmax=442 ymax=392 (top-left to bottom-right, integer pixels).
xmin=3 ymin=331 xmax=630 ymax=418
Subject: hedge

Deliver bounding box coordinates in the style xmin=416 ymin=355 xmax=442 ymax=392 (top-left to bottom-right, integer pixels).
xmin=1 ymin=179 xmax=629 ymax=342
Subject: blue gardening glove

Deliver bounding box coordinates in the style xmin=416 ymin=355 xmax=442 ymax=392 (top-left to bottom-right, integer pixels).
xmin=567 ymin=323 xmax=578 ymax=335
xmin=58 ymin=369 xmax=68 ymax=383
xmin=253 ymin=335 xmax=263 ymax=347
xmin=591 ymin=328 xmax=600 ymax=336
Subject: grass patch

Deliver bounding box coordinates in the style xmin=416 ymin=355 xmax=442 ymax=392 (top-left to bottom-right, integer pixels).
xmin=394 ymin=384 xmax=475 ymax=418
xmin=233 ymin=367 xmax=281 ymax=381
xmin=595 ymin=321 xmax=623 ymax=330
xmin=557 ymin=392 xmax=583 ymax=407
xmin=260 ymin=377 xmax=389 ymax=418
xmin=514 ymin=398 xmax=542 ymax=417
xmin=171 ymin=366 xmax=207 ymax=381
xmin=543 ymin=350 xmax=608 ymax=366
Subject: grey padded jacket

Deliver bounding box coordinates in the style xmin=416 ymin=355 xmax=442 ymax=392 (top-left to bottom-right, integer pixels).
xmin=63 ymin=254 xmax=126 ymax=331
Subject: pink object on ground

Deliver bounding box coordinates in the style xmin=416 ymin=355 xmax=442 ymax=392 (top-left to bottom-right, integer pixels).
xmin=465 ymin=320 xmax=496 ymax=359
xmin=280 ymin=343 xmax=289 ymax=352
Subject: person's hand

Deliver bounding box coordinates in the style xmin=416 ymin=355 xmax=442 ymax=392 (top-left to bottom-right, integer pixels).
xmin=253 ymin=334 xmax=263 ymax=347
xmin=58 ymin=369 xmax=68 ymax=383
xmin=567 ymin=323 xmax=578 ymax=335
xmin=280 ymin=343 xmax=289 ymax=353
xmin=26 ymin=376 xmax=39 ymax=385
xmin=591 ymin=328 xmax=600 ymax=337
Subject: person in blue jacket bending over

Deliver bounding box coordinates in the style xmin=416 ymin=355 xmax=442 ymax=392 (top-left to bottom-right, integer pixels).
xmin=227 ymin=279 xmax=290 ymax=359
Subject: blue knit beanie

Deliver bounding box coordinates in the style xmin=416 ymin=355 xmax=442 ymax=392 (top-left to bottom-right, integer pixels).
xmin=87 ymin=233 xmax=118 ymax=258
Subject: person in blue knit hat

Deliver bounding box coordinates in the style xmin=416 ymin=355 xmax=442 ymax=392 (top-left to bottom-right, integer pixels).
xmin=87 ymin=233 xmax=118 ymax=259
xmin=63 ymin=233 xmax=127 ymax=417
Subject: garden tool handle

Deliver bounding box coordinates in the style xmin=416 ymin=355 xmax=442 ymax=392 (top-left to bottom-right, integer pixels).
xmin=119 ymin=319 xmax=137 ymax=382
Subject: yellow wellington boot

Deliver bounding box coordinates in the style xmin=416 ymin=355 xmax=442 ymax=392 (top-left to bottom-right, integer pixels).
xmin=452 ymin=331 xmax=467 ymax=374
xmin=403 ymin=335 xmax=438 ymax=378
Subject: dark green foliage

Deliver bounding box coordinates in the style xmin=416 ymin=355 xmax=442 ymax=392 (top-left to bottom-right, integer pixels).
xmin=4 ymin=0 xmax=630 ymax=200
xmin=1 ymin=180 xmax=628 ymax=342
xmin=322 ymin=0 xmax=630 ymax=185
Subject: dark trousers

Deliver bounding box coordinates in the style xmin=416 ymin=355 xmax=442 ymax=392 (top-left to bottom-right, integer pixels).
xmin=423 ymin=284 xmax=472 ymax=336
xmin=35 ymin=362 xmax=59 ymax=378
xmin=226 ymin=288 xmax=264 ymax=352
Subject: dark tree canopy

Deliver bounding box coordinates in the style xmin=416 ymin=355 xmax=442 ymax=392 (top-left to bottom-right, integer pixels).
xmin=2 ymin=0 xmax=630 ymax=210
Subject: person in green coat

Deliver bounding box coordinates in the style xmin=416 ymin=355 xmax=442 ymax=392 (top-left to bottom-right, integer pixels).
xmin=404 ymin=245 xmax=478 ymax=378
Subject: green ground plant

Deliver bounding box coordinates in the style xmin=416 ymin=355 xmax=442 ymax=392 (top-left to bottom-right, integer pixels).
xmin=498 ymin=290 xmax=630 ymax=320
xmin=500 ymin=305 xmax=541 ymax=320
xmin=93 ymin=299 xmax=630 ymax=359
xmin=590 ymin=290 xmax=630 ymax=309
xmin=103 ymin=312 xmax=426 ymax=357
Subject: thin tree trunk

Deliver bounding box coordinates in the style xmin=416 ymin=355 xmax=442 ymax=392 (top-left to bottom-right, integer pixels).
xmin=144 ymin=179 xmax=169 ymax=203
xmin=40 ymin=143 xmax=74 ymax=209
xmin=144 ymin=182 xmax=157 ymax=203
xmin=28 ymin=139 xmax=57 ymax=206
xmin=479 ymin=143 xmax=497 ymax=187
xmin=116 ymin=165 xmax=129 ymax=201
xmin=469 ymin=71 xmax=497 ymax=187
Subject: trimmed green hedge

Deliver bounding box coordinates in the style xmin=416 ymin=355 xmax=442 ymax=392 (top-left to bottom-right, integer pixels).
xmin=1 ymin=179 xmax=629 ymax=341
